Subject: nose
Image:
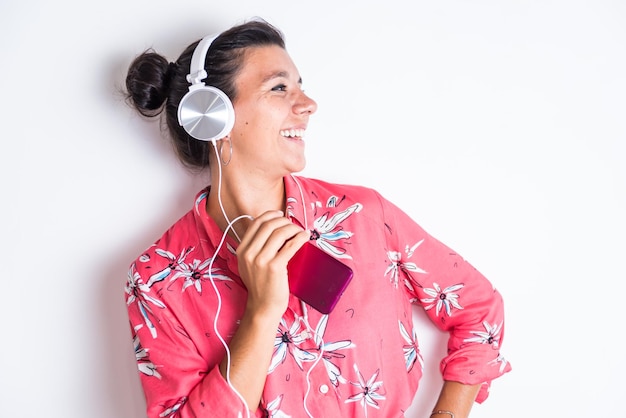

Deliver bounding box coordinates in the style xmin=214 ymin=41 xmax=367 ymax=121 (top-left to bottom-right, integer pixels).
xmin=295 ymin=91 xmax=317 ymax=115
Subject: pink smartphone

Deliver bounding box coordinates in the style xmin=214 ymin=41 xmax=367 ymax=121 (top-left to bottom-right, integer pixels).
xmin=287 ymin=242 xmax=354 ymax=314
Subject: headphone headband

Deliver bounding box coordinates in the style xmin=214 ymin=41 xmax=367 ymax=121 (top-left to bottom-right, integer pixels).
xmin=186 ymin=34 xmax=218 ymax=85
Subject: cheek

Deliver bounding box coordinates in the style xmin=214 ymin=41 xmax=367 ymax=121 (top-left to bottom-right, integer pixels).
xmin=233 ymin=99 xmax=286 ymax=136
xmin=257 ymin=98 xmax=283 ymax=120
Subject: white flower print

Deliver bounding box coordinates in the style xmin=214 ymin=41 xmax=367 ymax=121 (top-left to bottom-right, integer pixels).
xmin=133 ymin=325 xmax=161 ymax=378
xmin=313 ymin=314 xmax=355 ymax=386
xmin=399 ymin=321 xmax=423 ymax=373
xmin=269 ymin=316 xmax=317 ymax=373
xmin=345 ymin=364 xmax=386 ymax=417
xmin=126 ymin=264 xmax=166 ymax=338
xmin=194 ymin=190 xmax=208 ymax=214
xmin=226 ymin=242 xmax=237 ymax=255
xmin=421 ymin=282 xmax=464 ymax=316
xmin=265 ymin=394 xmax=291 ymax=418
xmin=159 ymin=398 xmax=186 ymax=417
xmin=286 ymin=196 xmax=298 ymax=219
xmin=139 ymin=253 xmax=151 ymax=263
xmin=168 ymin=257 xmax=232 ymax=293
xmin=385 ymin=239 xmax=427 ymax=288
xmin=464 ymin=321 xmax=503 ymax=349
xmin=488 ymin=353 xmax=509 ymax=373
xmin=147 ymin=246 xmax=194 ymax=288
xmin=310 ymin=201 xmax=362 ymax=259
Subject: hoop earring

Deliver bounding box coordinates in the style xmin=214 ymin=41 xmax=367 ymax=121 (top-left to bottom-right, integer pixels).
xmin=218 ymin=137 xmax=233 ymax=166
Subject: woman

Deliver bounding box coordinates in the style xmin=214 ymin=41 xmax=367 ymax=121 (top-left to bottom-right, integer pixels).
xmin=124 ymin=18 xmax=511 ymax=418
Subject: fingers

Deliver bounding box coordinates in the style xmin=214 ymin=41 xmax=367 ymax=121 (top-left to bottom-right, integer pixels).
xmin=238 ymin=211 xmax=308 ymax=263
xmin=238 ymin=210 xmax=286 ymax=251
xmin=236 ymin=211 xmax=309 ymax=316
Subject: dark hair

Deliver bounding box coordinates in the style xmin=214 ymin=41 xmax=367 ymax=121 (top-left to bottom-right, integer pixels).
xmin=124 ymin=19 xmax=286 ymax=170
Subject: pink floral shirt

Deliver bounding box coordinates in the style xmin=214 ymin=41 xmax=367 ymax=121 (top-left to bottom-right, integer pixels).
xmin=125 ymin=175 xmax=511 ymax=417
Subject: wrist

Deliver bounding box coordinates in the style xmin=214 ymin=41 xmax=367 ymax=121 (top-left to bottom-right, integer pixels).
xmin=243 ymin=302 xmax=284 ymax=329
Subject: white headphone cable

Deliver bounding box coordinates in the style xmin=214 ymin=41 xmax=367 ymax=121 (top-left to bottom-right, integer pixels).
xmin=212 ymin=140 xmax=243 ymax=243
xmin=208 ymin=149 xmax=315 ymax=417
xmin=208 ymin=213 xmax=253 ymax=418
xmin=208 ymin=139 xmax=251 ymax=418
xmin=300 ymin=301 xmax=325 ymax=418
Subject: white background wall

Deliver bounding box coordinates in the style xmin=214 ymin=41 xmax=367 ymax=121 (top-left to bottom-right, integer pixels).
xmin=1 ymin=1 xmax=624 ymax=417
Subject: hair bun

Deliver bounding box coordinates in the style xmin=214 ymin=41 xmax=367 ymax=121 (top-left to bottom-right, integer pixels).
xmin=125 ymin=50 xmax=172 ymax=117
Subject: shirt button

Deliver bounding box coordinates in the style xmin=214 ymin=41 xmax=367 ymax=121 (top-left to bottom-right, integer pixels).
xmin=319 ymin=384 xmax=329 ymax=394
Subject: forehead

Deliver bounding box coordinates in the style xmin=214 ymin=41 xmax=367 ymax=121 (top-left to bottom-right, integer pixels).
xmin=236 ymin=45 xmax=300 ymax=84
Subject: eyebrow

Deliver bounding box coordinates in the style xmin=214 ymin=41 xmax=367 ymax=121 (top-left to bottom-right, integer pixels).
xmin=262 ymin=70 xmax=303 ymax=85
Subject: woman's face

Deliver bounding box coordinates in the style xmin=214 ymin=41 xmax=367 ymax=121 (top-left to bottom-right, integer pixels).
xmin=228 ymin=45 xmax=317 ymax=177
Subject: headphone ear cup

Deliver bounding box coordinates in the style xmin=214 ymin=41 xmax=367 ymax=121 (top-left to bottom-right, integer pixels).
xmin=177 ymin=86 xmax=235 ymax=142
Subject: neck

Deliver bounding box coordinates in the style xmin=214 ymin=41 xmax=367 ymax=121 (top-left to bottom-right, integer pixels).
xmin=207 ymin=163 xmax=286 ymax=241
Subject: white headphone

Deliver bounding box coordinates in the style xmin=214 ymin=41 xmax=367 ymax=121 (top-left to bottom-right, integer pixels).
xmin=177 ymin=34 xmax=235 ymax=142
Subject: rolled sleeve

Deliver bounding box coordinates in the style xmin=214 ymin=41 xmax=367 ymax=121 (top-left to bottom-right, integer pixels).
xmin=377 ymin=191 xmax=511 ymax=403
xmin=438 ymin=286 xmax=511 ymax=403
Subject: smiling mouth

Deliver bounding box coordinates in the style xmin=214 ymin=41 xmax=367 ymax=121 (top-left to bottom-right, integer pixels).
xmin=280 ymin=129 xmax=305 ymax=139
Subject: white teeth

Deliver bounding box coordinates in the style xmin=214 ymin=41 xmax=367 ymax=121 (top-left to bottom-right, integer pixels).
xmin=280 ymin=129 xmax=305 ymax=138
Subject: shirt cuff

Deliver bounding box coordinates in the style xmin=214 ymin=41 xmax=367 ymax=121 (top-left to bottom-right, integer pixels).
xmin=440 ymin=345 xmax=512 ymax=403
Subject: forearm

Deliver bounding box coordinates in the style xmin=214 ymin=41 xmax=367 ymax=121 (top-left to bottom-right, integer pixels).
xmin=431 ymin=380 xmax=481 ymax=418
xmin=219 ymin=212 xmax=309 ymax=411
xmin=219 ymin=309 xmax=280 ymax=412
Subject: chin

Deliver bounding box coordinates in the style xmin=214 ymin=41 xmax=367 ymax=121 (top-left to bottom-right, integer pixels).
xmin=281 ymin=155 xmax=305 ymax=173
xmin=291 ymin=159 xmax=306 ymax=173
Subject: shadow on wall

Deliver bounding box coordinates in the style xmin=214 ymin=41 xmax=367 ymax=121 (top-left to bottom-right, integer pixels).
xmin=95 ymin=51 xmax=212 ymax=417
xmin=97 ymin=174 xmax=208 ymax=418
xmin=99 ymin=256 xmax=148 ymax=417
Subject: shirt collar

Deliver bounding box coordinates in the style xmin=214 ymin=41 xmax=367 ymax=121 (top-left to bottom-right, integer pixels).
xmin=284 ymin=174 xmax=313 ymax=233
xmin=193 ymin=188 xmax=239 ymax=266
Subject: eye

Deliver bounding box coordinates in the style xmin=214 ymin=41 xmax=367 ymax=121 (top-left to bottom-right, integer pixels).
xmin=271 ymin=84 xmax=287 ymax=92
